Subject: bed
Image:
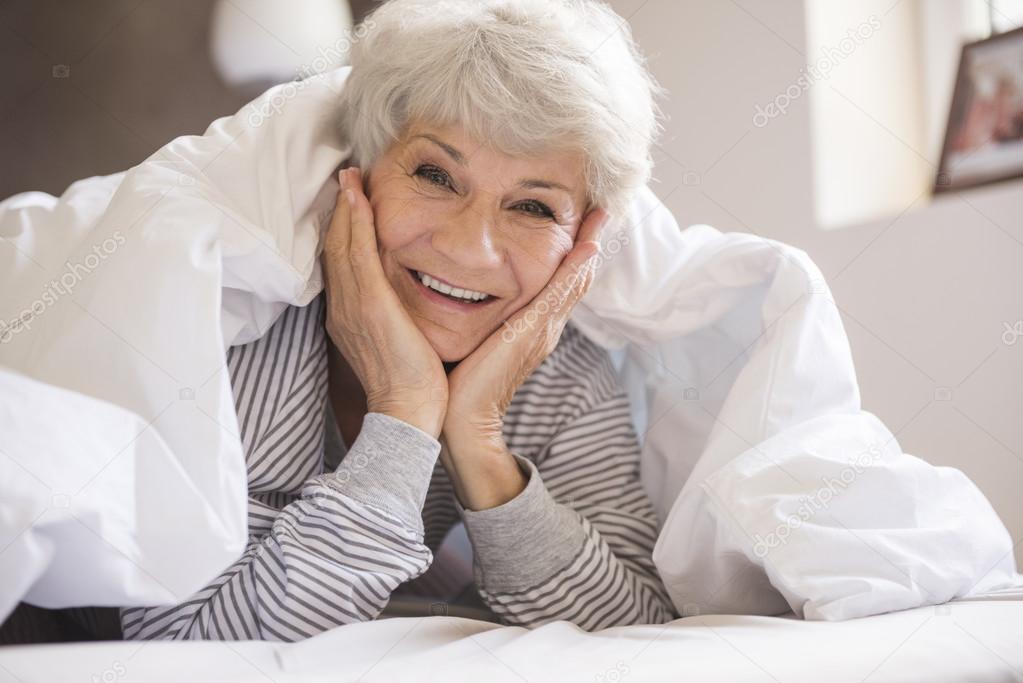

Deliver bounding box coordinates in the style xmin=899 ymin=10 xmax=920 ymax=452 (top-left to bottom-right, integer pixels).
xmin=2 ymin=587 xmax=1022 ymax=682
xmin=2 ymin=66 xmax=1021 ymax=681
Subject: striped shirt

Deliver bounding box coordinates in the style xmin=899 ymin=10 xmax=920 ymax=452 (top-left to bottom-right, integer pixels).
xmin=120 ymin=293 xmax=678 ymax=640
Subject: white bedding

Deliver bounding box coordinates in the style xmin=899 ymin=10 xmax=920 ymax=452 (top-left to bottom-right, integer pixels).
xmin=2 ymin=588 xmax=1022 ymax=682
xmin=2 ymin=64 xmax=1020 ymax=628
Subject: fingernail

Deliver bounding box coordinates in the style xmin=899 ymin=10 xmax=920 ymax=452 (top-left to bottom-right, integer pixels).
xmin=345 ymin=189 xmax=355 ymax=205
xmin=339 ymin=168 xmax=347 ymax=190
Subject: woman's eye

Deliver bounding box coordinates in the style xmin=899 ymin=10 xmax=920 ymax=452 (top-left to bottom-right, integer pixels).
xmin=414 ymin=165 xmax=453 ymax=189
xmin=413 ymin=164 xmax=555 ymax=220
xmin=516 ymin=200 xmax=555 ymax=219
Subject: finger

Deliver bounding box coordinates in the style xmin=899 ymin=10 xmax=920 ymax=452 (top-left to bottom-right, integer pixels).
xmin=326 ymin=169 xmax=354 ymax=255
xmin=575 ymin=206 xmax=610 ymax=254
xmin=345 ymin=168 xmax=378 ymax=259
xmin=497 ymin=233 xmax=600 ymax=354
xmin=542 ymin=208 xmax=608 ymax=304
xmin=542 ymin=208 xmax=610 ymax=305
xmin=322 ymin=172 xmax=368 ymax=315
xmin=322 ymin=181 xmax=350 ymax=295
xmin=343 ymin=170 xmax=398 ymax=308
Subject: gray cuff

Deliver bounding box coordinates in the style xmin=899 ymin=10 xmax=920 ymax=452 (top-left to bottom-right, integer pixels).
xmin=317 ymin=412 xmax=440 ymax=531
xmin=455 ymin=452 xmax=587 ymax=592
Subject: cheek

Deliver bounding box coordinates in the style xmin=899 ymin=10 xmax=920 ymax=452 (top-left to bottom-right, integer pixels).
xmin=517 ymin=266 xmax=556 ymax=302
xmin=372 ymin=199 xmax=429 ymax=252
xmin=525 ymin=223 xmax=575 ymax=269
xmin=508 ymin=235 xmax=571 ymax=300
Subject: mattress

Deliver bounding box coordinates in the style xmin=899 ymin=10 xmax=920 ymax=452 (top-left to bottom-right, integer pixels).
xmin=1 ymin=588 xmax=1021 ymax=683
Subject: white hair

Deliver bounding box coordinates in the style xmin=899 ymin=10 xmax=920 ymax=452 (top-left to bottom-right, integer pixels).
xmin=336 ymin=0 xmax=667 ymax=219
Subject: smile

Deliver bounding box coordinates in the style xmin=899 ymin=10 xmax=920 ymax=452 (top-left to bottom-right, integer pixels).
xmin=406 ymin=267 xmax=498 ymax=309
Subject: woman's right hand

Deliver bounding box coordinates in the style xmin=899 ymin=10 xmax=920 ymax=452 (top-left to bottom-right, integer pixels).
xmin=321 ymin=166 xmax=448 ymax=439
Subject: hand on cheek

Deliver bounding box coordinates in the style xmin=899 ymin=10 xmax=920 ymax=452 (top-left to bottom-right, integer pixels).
xmin=321 ymin=166 xmax=449 ymax=438
xmin=443 ymin=206 xmax=611 ymax=442
xmin=436 ymin=207 xmax=609 ymax=510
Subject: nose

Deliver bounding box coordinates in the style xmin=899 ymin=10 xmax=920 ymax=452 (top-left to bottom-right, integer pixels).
xmin=429 ymin=200 xmax=504 ymax=273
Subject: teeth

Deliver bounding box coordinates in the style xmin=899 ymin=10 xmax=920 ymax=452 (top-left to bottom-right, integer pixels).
xmin=417 ymin=271 xmax=489 ymax=302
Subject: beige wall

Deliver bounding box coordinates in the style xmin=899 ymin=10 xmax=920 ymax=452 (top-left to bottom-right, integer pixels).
xmin=615 ymin=0 xmax=1023 ymax=566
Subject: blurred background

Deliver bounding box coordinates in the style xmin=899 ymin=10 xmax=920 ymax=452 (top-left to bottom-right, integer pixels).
xmin=1 ymin=0 xmax=1021 ymax=565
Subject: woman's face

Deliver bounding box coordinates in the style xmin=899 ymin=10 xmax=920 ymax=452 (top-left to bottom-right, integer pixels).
xmin=363 ymin=121 xmax=590 ymax=362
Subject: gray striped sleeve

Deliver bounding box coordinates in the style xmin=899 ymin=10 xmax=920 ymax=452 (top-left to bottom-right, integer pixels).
xmin=454 ymin=325 xmax=679 ymax=631
xmin=120 ymin=412 xmax=440 ymax=641
xmin=312 ymin=412 xmax=440 ymax=533
xmin=119 ymin=294 xmax=443 ymax=642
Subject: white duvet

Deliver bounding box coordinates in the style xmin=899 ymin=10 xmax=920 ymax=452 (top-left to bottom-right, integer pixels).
xmin=0 ymin=66 xmax=1018 ymax=626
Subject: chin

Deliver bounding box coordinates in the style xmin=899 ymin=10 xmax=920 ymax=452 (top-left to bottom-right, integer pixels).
xmin=420 ymin=324 xmax=478 ymax=364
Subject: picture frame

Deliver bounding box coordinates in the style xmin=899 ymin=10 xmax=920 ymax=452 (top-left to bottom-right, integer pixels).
xmin=934 ymin=25 xmax=1023 ymax=194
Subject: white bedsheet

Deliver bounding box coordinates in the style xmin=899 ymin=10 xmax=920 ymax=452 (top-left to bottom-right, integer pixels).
xmin=2 ymin=589 xmax=1022 ymax=682
xmin=1 ymin=65 xmax=1019 ymax=626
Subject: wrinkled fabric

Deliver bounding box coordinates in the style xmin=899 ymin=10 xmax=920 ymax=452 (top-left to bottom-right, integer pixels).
xmin=1 ymin=65 xmax=1017 ymax=624
xmin=571 ymin=190 xmax=1021 ymax=619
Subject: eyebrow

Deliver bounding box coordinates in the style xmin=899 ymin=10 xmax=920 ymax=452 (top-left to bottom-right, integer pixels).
xmin=410 ymin=133 xmax=575 ymax=195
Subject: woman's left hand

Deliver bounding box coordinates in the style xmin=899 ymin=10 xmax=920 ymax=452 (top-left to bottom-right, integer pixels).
xmin=442 ymin=207 xmax=611 ymax=448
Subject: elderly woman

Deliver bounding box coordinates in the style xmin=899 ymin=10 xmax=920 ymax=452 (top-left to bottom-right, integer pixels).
xmin=120 ymin=0 xmax=676 ymax=640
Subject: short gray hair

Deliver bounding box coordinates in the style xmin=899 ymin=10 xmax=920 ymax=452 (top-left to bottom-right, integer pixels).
xmin=337 ymin=0 xmax=666 ymax=219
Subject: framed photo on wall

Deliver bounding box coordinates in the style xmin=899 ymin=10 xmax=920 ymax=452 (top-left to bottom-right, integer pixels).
xmin=935 ymin=25 xmax=1023 ymax=193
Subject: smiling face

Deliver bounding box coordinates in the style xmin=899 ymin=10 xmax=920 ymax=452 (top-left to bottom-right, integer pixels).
xmin=362 ymin=121 xmax=590 ymax=362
